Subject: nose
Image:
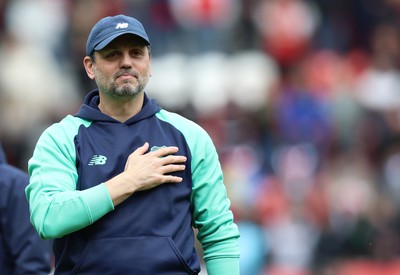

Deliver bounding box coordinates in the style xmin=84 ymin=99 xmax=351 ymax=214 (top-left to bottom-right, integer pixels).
xmin=120 ymin=52 xmax=133 ymax=68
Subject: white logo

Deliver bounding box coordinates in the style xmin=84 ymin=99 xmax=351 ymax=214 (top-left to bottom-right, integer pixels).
xmin=115 ymin=23 xmax=128 ymax=29
xmin=88 ymin=155 xmax=107 ymax=166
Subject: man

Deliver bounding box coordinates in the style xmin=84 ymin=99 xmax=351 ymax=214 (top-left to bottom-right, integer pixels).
xmin=0 ymin=144 xmax=52 ymax=274
xmin=26 ymin=14 xmax=240 ymax=274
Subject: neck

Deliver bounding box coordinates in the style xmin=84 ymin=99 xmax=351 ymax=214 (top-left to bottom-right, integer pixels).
xmin=98 ymin=93 xmax=144 ymax=122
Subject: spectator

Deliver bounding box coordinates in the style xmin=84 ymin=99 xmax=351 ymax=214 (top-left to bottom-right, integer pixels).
xmin=0 ymin=144 xmax=52 ymax=274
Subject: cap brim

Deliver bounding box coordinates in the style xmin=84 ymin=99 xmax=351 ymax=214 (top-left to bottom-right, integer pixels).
xmin=94 ymin=31 xmax=150 ymax=52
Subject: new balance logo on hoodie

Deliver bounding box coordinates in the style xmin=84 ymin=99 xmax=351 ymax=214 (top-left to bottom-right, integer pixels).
xmin=88 ymin=155 xmax=107 ymax=166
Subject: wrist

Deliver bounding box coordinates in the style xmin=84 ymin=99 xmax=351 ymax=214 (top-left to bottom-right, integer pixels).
xmin=104 ymin=173 xmax=135 ymax=206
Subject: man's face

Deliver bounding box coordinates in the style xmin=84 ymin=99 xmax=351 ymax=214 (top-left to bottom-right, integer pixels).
xmin=90 ymin=34 xmax=151 ymax=99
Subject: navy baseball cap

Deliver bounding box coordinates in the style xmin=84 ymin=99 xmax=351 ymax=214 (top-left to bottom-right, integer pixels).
xmin=86 ymin=14 xmax=150 ymax=56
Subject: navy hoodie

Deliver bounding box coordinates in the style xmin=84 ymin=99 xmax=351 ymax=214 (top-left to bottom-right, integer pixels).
xmin=27 ymin=91 xmax=240 ymax=274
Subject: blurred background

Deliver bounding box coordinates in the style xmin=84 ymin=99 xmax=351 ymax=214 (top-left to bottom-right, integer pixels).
xmin=2 ymin=0 xmax=400 ymax=274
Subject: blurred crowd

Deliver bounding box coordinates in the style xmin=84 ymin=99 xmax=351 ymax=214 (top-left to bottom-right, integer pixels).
xmin=1 ymin=0 xmax=400 ymax=274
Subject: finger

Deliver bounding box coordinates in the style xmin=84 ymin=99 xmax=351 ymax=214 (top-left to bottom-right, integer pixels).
xmin=150 ymin=146 xmax=179 ymax=157
xmin=131 ymin=142 xmax=150 ymax=156
xmin=160 ymin=155 xmax=187 ymax=165
xmin=162 ymin=175 xmax=183 ymax=183
xmin=161 ymin=164 xmax=186 ymax=174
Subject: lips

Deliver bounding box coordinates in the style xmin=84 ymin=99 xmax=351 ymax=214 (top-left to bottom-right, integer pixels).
xmin=117 ymin=74 xmax=135 ymax=81
xmin=114 ymin=70 xmax=139 ymax=80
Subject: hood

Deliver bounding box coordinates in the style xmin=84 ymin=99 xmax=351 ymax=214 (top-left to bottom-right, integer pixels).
xmin=0 ymin=143 xmax=6 ymax=164
xmin=75 ymin=90 xmax=161 ymax=124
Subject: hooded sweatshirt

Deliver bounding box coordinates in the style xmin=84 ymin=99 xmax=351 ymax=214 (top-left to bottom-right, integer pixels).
xmin=0 ymin=144 xmax=52 ymax=274
xmin=26 ymin=90 xmax=240 ymax=275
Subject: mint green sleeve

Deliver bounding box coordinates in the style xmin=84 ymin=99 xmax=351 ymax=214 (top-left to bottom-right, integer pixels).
xmin=190 ymin=131 xmax=240 ymax=274
xmin=26 ymin=117 xmax=114 ymax=240
xmin=206 ymin=258 xmax=240 ymax=274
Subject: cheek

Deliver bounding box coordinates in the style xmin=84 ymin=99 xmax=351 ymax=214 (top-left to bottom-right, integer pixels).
xmin=93 ymin=70 xmax=109 ymax=86
xmin=140 ymin=66 xmax=151 ymax=78
xmin=138 ymin=60 xmax=151 ymax=77
xmin=94 ymin=67 xmax=111 ymax=80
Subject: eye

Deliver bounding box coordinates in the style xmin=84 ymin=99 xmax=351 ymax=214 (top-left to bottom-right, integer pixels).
xmin=104 ymin=51 xmax=120 ymax=59
xmin=131 ymin=48 xmax=145 ymax=57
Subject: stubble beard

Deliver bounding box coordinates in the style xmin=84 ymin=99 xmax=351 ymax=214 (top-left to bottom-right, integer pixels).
xmin=111 ymin=78 xmax=146 ymax=98
xmin=96 ymin=70 xmax=149 ymax=99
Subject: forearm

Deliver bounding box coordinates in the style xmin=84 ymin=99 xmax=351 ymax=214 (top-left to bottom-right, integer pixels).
xmin=27 ymin=183 xmax=113 ymax=239
xmin=206 ymin=257 xmax=240 ymax=275
xmin=202 ymin=234 xmax=240 ymax=275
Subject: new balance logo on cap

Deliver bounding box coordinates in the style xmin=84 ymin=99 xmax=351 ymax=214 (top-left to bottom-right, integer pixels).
xmin=115 ymin=23 xmax=128 ymax=29
xmin=88 ymin=155 xmax=107 ymax=166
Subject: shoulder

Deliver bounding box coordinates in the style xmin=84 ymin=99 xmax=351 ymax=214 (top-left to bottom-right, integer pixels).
xmin=37 ymin=115 xmax=91 ymax=142
xmin=156 ymin=109 xmax=207 ymax=136
xmin=32 ymin=115 xmax=91 ymax=162
xmin=156 ymin=109 xmax=217 ymax=157
xmin=45 ymin=115 xmax=91 ymax=133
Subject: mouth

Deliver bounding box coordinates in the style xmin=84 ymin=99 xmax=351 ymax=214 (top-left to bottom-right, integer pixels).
xmin=115 ymin=71 xmax=139 ymax=81
xmin=117 ymin=74 xmax=135 ymax=81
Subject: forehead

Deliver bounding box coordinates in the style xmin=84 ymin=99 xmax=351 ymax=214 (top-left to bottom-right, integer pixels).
xmin=104 ymin=34 xmax=148 ymax=49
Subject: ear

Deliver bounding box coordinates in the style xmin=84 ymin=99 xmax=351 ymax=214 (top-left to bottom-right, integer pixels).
xmin=83 ymin=56 xmax=95 ymax=80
